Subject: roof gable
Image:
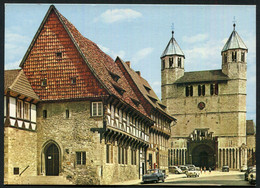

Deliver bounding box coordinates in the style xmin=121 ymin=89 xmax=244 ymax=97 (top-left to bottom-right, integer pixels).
xmin=5 ymin=69 xmax=39 ymax=99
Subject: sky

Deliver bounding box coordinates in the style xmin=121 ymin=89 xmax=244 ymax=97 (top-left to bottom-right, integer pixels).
xmin=5 ymin=4 xmax=256 ymax=122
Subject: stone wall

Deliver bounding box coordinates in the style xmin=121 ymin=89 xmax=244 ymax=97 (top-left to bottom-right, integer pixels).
xmin=36 ymin=100 xmax=141 ymax=185
xmin=4 ymin=127 xmax=37 ymax=184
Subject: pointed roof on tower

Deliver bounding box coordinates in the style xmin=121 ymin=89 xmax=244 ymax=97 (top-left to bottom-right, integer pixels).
xmin=221 ymin=24 xmax=248 ymax=53
xmin=161 ymin=31 xmax=185 ymax=58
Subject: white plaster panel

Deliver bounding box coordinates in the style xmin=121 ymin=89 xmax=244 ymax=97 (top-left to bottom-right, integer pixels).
xmin=31 ymin=123 xmax=36 ymax=130
xmin=9 ymin=97 xmax=16 ymax=118
xmin=31 ymin=104 xmax=36 ymax=123
xmin=10 ymin=119 xmax=16 ymax=126
xmin=17 ymin=120 xmax=23 ymax=128
xmin=107 ymin=115 xmax=110 ymax=125
xmin=25 ymin=122 xmax=30 ymax=129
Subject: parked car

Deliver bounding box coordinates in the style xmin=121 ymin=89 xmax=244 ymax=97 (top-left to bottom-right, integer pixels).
xmin=245 ymin=166 xmax=255 ymax=181
xmin=195 ymin=167 xmax=201 ymax=175
xmin=179 ymin=166 xmax=188 ymax=174
xmin=142 ymin=169 xmax=165 ymax=183
xmin=186 ymin=164 xmax=195 ymax=169
xmin=186 ymin=169 xmax=200 ymax=177
xmin=240 ymin=165 xmax=247 ymax=172
xmin=222 ymin=166 xmax=229 ymax=172
xmin=248 ymin=169 xmax=256 ymax=185
xmin=169 ymin=166 xmax=182 ymax=174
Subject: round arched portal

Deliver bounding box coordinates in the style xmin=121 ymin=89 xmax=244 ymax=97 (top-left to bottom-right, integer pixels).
xmin=192 ymin=144 xmax=215 ymax=169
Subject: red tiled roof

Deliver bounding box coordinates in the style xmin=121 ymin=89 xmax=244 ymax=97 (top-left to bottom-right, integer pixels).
xmin=19 ymin=5 xmax=149 ymax=117
xmin=116 ymin=57 xmax=175 ymax=121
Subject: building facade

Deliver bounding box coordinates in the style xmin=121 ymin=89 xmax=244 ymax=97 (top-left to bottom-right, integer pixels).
xmin=162 ymin=26 xmax=255 ymax=170
xmin=4 ymin=5 xmax=174 ymax=185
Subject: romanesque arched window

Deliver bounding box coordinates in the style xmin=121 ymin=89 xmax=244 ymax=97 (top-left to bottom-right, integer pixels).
xmin=178 ymin=57 xmax=181 ymax=68
xmin=241 ymin=52 xmax=245 ymax=62
xmin=232 ymin=51 xmax=237 ymax=62
xmin=198 ymin=85 xmax=201 ymax=96
xmin=169 ymin=57 xmax=173 ymax=68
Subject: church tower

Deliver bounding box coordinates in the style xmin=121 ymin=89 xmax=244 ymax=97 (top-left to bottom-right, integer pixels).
xmin=221 ymin=23 xmax=248 ymax=79
xmin=161 ymin=31 xmax=185 ymax=101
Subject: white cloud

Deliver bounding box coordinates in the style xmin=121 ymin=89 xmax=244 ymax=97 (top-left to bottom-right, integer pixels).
xmin=5 ymin=59 xmax=22 ymax=70
xmin=132 ymin=47 xmax=154 ymax=64
xmin=182 ymin=34 xmax=208 ymax=43
xmin=97 ymin=44 xmax=126 ymax=60
xmin=94 ymin=9 xmax=142 ymax=23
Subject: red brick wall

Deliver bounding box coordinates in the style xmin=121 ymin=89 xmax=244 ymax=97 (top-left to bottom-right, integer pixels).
xmin=22 ymin=10 xmax=108 ymax=100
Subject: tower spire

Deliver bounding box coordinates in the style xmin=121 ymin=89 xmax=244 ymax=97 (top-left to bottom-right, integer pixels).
xmin=233 ymin=16 xmax=236 ymax=30
xmin=171 ymin=23 xmax=174 ymax=38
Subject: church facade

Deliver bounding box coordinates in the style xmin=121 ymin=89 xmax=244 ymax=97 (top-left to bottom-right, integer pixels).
xmin=162 ymin=25 xmax=255 ymax=170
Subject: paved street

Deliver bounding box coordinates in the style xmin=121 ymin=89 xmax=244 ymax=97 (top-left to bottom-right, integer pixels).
xmin=115 ymin=171 xmax=255 ymax=186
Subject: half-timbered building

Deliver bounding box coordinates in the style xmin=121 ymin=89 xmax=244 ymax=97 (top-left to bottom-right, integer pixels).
xmin=4 ymin=5 xmax=175 ymax=185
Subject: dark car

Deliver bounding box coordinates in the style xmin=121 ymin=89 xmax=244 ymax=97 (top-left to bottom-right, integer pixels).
xmin=245 ymin=166 xmax=255 ymax=181
xmin=142 ymin=169 xmax=165 ymax=183
xmin=222 ymin=166 xmax=229 ymax=172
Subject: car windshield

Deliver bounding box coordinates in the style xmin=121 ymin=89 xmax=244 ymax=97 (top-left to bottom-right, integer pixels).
xmin=147 ymin=169 xmax=158 ymax=174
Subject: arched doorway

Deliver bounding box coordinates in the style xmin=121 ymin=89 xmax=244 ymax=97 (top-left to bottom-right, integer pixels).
xmin=192 ymin=144 xmax=215 ymax=169
xmin=45 ymin=143 xmax=59 ymax=176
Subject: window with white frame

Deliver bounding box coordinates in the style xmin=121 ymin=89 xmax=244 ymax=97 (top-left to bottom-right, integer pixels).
xmin=92 ymin=102 xmax=103 ymax=116
xmin=24 ymin=102 xmax=30 ymax=120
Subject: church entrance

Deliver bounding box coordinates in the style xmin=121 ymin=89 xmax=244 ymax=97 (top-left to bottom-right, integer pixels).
xmin=45 ymin=143 xmax=59 ymax=176
xmin=192 ymin=144 xmax=215 ymax=169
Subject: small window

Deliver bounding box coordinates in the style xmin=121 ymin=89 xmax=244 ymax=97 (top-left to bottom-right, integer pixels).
xmin=232 ymin=51 xmax=237 ymax=62
xmin=56 ymin=52 xmax=62 ymax=58
xmin=224 ymin=54 xmax=227 ymax=63
xmin=169 ymin=58 xmax=173 ymax=68
xmin=13 ymin=167 xmax=19 ymax=175
xmin=178 ymin=57 xmax=181 ymax=68
xmin=24 ymin=102 xmax=30 ymax=120
xmin=41 ymin=79 xmax=47 ymax=87
xmin=202 ymin=85 xmax=205 ymax=96
xmin=106 ymin=144 xmax=110 ymax=163
xmin=185 ymin=86 xmax=189 ymax=97
xmin=241 ymin=52 xmax=245 ymax=62
xmin=198 ymin=85 xmax=201 ymax=96
xmin=190 ymin=86 xmax=193 ymax=96
xmin=17 ymin=100 xmax=23 ymax=118
xmin=92 ymin=102 xmax=103 ymax=116
xmin=71 ymin=77 xmax=76 ymax=84
xmin=210 ymin=84 xmax=214 ymax=95
xmin=66 ymin=109 xmax=69 ymax=118
xmin=162 ymin=60 xmax=165 ymax=69
xmin=76 ymin=151 xmax=86 ymax=165
xmin=215 ymin=84 xmax=218 ymax=95
xmin=43 ymin=110 xmax=47 ymax=119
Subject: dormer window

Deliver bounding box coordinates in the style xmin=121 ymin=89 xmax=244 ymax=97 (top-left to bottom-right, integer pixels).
xmin=56 ymin=52 xmax=62 ymax=58
xmin=71 ymin=77 xmax=77 ymax=84
xmin=148 ymin=95 xmax=157 ymax=103
xmin=131 ymin=98 xmax=140 ymax=107
xmin=41 ymin=78 xmax=47 ymax=87
xmin=113 ymin=84 xmax=125 ymax=96
xmin=169 ymin=57 xmax=173 ymax=68
xmin=109 ymin=71 xmax=120 ymax=82
xmin=144 ymin=85 xmax=151 ymax=93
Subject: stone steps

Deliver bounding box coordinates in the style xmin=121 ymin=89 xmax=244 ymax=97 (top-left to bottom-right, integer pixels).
xmin=20 ymin=175 xmax=73 ymax=185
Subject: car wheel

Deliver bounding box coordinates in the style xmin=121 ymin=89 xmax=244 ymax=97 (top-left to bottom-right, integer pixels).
xmin=162 ymin=178 xmax=165 ymax=182
xmin=156 ymin=178 xmax=160 ymax=183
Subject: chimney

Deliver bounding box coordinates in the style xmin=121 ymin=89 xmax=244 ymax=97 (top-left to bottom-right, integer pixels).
xmin=125 ymin=61 xmax=131 ymax=68
xmin=135 ymin=71 xmax=141 ymax=76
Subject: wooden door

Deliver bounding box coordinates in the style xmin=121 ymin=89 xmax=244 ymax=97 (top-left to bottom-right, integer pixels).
xmin=45 ymin=144 xmax=59 ymax=176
